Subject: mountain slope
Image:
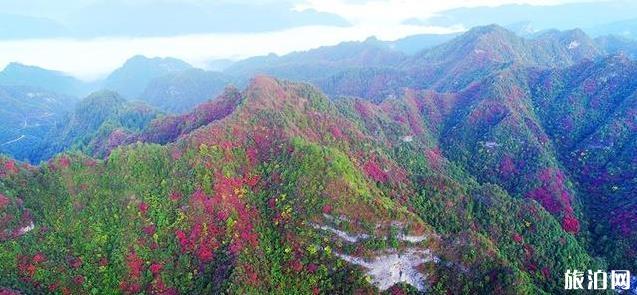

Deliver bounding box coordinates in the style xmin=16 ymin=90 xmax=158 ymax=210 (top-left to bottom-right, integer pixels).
xmin=0 ymin=86 xmax=77 ymax=162
xmin=246 ymin=25 xmax=604 ymax=102
xmin=0 ymin=77 xmax=603 ymax=294
xmin=36 ymin=91 xmax=160 ymax=162
xmin=0 ymin=63 xmax=90 ymax=97
xmin=528 ymin=55 xmax=637 ymax=269
xmin=139 ymin=68 xmax=234 ymax=113
xmin=225 ymin=39 xmax=407 ymax=83
xmin=104 ymin=56 xmax=193 ymax=99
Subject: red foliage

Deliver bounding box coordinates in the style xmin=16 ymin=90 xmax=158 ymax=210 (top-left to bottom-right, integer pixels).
xmin=425 ymin=148 xmax=444 ymax=170
xmin=72 ymin=275 xmax=85 ymax=286
xmin=354 ymin=100 xmax=372 ymax=119
xmin=468 ymin=102 xmax=508 ymax=125
xmin=150 ymin=278 xmax=178 ymax=295
xmin=499 ymin=155 xmax=517 ymax=176
xmin=244 ymin=174 xmax=260 ymax=187
xmin=329 ymin=125 xmax=344 ymax=139
xmin=138 ymin=202 xmax=149 ymax=215
xmin=58 ymin=156 xmax=71 ymax=169
xmin=32 ymin=252 xmax=46 ymax=264
xmin=389 ymin=286 xmax=407 ymax=295
xmin=150 ymin=263 xmax=163 ymax=276
xmin=175 ymin=230 xmax=191 ymax=252
xmin=0 ymin=194 xmax=9 ymax=209
xmin=541 ymin=267 xmax=551 ymax=279
xmin=120 ymin=282 xmax=141 ymax=294
xmin=17 ymin=255 xmax=36 ymax=277
xmin=289 ymin=259 xmax=303 ymax=273
xmin=3 ymin=160 xmax=19 ymax=175
xmin=107 ymin=129 xmax=129 ymax=149
xmin=68 ymin=256 xmax=83 ymax=269
xmin=363 ymin=160 xmax=388 ymax=183
xmin=512 ymin=233 xmax=523 ymax=244
xmin=196 ymin=243 xmax=214 ymax=262
xmin=610 ymin=208 xmax=637 ymax=235
xmin=170 ymin=148 xmax=182 ymax=161
xmin=246 ymin=147 xmax=258 ymax=166
xmin=406 ymin=111 xmax=424 ymax=136
xmin=143 ymin=225 xmax=156 ymax=236
xmin=527 ymin=187 xmax=562 ymax=214
xmin=526 ymin=168 xmax=575 ymax=220
xmin=306 ymin=263 xmax=318 ymax=273
xmin=322 ymin=204 xmax=332 ymax=214
xmin=169 ymin=191 xmax=182 ymax=202
xmin=126 ymin=251 xmax=144 ymax=279
xmin=99 ymin=257 xmax=108 ymax=267
xmin=562 ymin=214 xmax=580 ymax=234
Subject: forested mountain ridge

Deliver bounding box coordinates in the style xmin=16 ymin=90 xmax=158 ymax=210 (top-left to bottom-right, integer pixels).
xmin=0 ymin=24 xmax=636 ymax=294
xmin=0 ymin=76 xmax=619 ymax=294
xmin=0 ymin=86 xmax=77 ymax=162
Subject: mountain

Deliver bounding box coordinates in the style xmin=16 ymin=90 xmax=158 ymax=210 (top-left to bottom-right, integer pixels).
xmin=36 ymin=90 xmax=160 ymax=162
xmin=314 ymin=25 xmax=603 ymax=100
xmin=405 ymin=25 xmax=602 ymax=91
xmin=139 ymin=69 xmax=234 ymax=113
xmin=104 ymin=56 xmax=193 ymax=99
xmin=527 ymin=55 xmax=637 ymax=268
xmin=595 ymin=35 xmax=637 ymax=59
xmin=0 ymin=13 xmax=68 ymax=39
xmin=225 ymin=38 xmax=407 ymax=82
xmin=1 ymin=24 xmax=636 ymax=294
xmin=415 ymin=1 xmax=637 ymax=33
xmin=0 ymin=63 xmax=90 ymax=97
xmin=0 ymin=77 xmax=603 ymax=294
xmin=0 ymin=86 xmax=76 ymax=162
xmin=587 ymin=17 xmax=637 ymax=38
xmin=383 ymin=33 xmax=461 ymax=55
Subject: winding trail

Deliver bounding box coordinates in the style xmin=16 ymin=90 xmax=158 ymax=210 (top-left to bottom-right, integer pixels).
xmin=0 ymin=135 xmax=26 ymax=146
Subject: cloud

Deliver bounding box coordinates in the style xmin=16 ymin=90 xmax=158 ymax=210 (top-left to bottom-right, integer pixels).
xmin=295 ymin=0 xmax=570 ymax=25
xmin=0 ymin=0 xmax=349 ymax=39
xmin=0 ymin=24 xmax=460 ymax=80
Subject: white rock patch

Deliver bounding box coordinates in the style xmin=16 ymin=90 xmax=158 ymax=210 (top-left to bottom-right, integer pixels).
xmin=310 ymin=223 xmax=370 ymax=243
xmin=335 ymin=248 xmax=437 ymax=292
xmin=17 ymin=222 xmax=35 ymax=236
xmin=568 ymin=40 xmax=580 ymax=49
xmin=401 ymin=136 xmax=413 ymax=143
xmin=397 ymin=233 xmax=428 ymax=243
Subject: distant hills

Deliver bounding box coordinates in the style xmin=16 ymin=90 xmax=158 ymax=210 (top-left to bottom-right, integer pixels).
xmin=103 ymin=55 xmax=194 ymax=99
xmin=0 ymin=2 xmax=350 ymax=40
xmin=2 ymin=24 xmax=637 ymax=161
xmin=0 ymin=63 xmax=91 ymax=97
xmin=411 ymin=1 xmax=637 ymax=36
xmin=0 ymin=86 xmax=76 ymax=161
xmin=139 ymin=68 xmax=233 ymax=114
xmin=0 ymin=24 xmax=636 ymax=293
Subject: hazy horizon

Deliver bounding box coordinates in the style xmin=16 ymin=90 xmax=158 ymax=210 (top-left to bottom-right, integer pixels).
xmin=1 ymin=0 xmax=636 ymax=80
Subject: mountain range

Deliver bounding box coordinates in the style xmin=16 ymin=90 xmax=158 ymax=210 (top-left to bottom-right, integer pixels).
xmin=0 ymin=24 xmax=636 ymax=294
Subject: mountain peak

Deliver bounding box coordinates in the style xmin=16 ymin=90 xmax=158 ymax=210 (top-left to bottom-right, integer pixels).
xmin=465 ymin=24 xmax=517 ymax=38
xmin=105 ymin=55 xmax=193 ymax=98
xmin=123 ymin=55 xmax=192 ymax=68
xmin=78 ymin=90 xmax=126 ymax=108
xmin=2 ymin=62 xmax=61 ymax=75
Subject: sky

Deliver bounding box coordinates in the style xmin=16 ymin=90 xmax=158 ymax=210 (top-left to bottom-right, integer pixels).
xmin=0 ymin=0 xmax=619 ymax=80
